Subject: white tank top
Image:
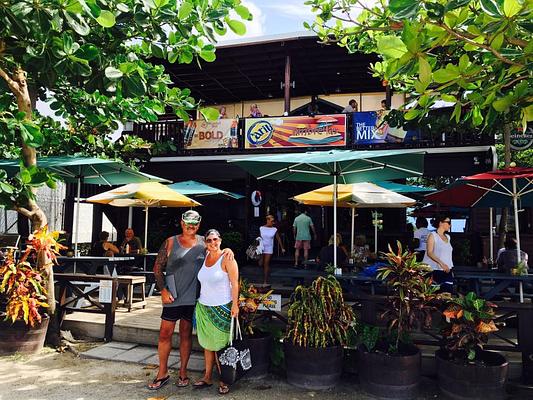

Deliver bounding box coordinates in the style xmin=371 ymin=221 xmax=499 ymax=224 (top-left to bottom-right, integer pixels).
xmin=422 ymin=232 xmax=454 ymax=271
xmin=197 ymin=253 xmax=232 ymax=306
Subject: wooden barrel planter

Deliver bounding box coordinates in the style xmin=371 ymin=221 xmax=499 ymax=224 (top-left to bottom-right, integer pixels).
xmin=436 ymin=349 xmax=508 ymax=400
xmin=246 ymin=332 xmax=272 ymax=379
xmin=0 ymin=316 xmax=49 ymax=355
xmin=284 ymin=342 xmax=343 ymax=390
xmin=358 ymin=345 xmax=421 ymax=399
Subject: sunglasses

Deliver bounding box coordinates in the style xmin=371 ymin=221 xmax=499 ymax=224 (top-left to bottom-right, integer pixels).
xmin=443 ymin=220 xmax=451 ymax=224
xmin=206 ymin=237 xmax=220 ymax=243
xmin=184 ymin=223 xmax=199 ymax=228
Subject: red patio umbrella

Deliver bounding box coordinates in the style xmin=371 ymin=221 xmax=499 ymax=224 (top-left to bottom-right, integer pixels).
xmin=427 ymin=167 xmax=533 ymax=302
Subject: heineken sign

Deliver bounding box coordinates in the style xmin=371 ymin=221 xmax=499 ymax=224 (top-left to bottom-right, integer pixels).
xmin=510 ymin=123 xmax=533 ymax=151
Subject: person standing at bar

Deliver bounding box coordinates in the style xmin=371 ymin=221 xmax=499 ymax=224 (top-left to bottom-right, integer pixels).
xmin=293 ymin=206 xmax=317 ymax=268
xmin=423 ymin=214 xmax=454 ymax=293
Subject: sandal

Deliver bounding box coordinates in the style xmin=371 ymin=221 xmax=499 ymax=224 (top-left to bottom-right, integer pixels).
xmin=176 ymin=376 xmax=190 ymax=388
xmin=147 ymin=375 xmax=170 ymax=390
xmin=193 ymin=380 xmax=213 ymax=389
xmin=218 ymin=383 xmax=230 ymax=395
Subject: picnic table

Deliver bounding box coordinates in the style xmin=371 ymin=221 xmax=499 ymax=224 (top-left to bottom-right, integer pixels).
xmin=453 ymin=270 xmax=533 ymax=302
xmin=57 ymin=255 xmax=135 ymax=274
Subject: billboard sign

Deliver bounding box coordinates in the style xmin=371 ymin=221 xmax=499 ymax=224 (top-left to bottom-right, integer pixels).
xmin=353 ymin=111 xmax=420 ymax=145
xmin=183 ymin=119 xmax=238 ymax=149
xmin=244 ymin=114 xmax=346 ymax=149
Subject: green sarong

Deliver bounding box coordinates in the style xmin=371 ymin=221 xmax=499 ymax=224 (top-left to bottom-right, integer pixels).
xmin=195 ymin=302 xmax=231 ymax=351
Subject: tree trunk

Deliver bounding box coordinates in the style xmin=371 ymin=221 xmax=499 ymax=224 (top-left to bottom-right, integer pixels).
xmin=496 ymin=123 xmax=512 ymax=250
xmin=1 ymin=67 xmax=59 ymax=345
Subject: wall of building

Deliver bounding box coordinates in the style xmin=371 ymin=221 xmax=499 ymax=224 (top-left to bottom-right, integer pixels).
xmin=204 ymin=92 xmax=406 ymax=118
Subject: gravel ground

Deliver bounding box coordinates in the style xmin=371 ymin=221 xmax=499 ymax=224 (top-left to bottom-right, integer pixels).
xmin=0 ymin=345 xmax=527 ymax=400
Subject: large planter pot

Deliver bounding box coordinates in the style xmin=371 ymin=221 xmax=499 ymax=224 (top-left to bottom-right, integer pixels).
xmin=343 ymin=347 xmax=358 ymax=375
xmin=0 ymin=316 xmax=49 ymax=355
xmin=284 ymin=342 xmax=343 ymax=390
xmin=246 ymin=331 xmax=272 ymax=379
xmin=358 ymin=345 xmax=421 ymax=399
xmin=436 ymin=349 xmax=508 ymax=400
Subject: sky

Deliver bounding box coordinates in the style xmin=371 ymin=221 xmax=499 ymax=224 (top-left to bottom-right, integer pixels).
xmin=218 ymin=0 xmax=317 ymax=41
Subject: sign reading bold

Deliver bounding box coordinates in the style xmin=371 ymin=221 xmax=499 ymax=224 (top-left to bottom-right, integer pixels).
xmin=353 ymin=111 xmax=420 ymax=145
xmin=244 ymin=115 xmax=346 ymax=149
xmin=183 ymin=119 xmax=238 ymax=149
xmin=510 ymin=123 xmax=533 ymax=151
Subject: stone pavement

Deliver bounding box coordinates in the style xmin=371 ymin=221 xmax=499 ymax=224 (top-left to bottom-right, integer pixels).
xmin=81 ymin=341 xmax=205 ymax=371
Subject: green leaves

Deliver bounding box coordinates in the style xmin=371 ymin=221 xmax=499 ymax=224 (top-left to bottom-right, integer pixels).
xmin=479 ymin=0 xmax=502 ymax=17
xmin=503 ymin=0 xmax=522 ymax=17
xmin=377 ymin=36 xmax=407 ymax=59
xmin=96 ymin=10 xmax=116 ymax=28
xmin=178 ymin=1 xmax=193 ymax=19
xmin=389 ymin=0 xmax=420 ymax=20
xmin=235 ymin=4 xmax=252 ymax=20
xmin=199 ymin=107 xmax=219 ymax=121
xmin=104 ymin=67 xmax=123 ymax=80
xmin=433 ymin=64 xmax=460 ymax=83
xmin=227 ymin=19 xmax=246 ymax=35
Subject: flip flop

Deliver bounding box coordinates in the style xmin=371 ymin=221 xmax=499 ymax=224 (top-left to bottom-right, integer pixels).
xmin=193 ymin=380 xmax=213 ymax=389
xmin=147 ymin=375 xmax=170 ymax=390
xmin=218 ymin=383 xmax=230 ymax=395
xmin=176 ymin=376 xmax=190 ymax=388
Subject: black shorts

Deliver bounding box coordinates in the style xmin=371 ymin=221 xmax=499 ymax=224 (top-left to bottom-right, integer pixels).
xmin=161 ymin=305 xmax=195 ymax=322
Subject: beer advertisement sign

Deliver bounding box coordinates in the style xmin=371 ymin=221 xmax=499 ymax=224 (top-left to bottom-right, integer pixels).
xmin=183 ymin=119 xmax=238 ymax=149
xmin=244 ymin=114 xmax=346 ymax=149
xmin=353 ymin=111 xmax=420 ymax=145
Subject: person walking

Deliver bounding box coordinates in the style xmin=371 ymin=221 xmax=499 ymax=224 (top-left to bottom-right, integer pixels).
xmin=413 ymin=217 xmax=430 ymax=261
xmin=293 ymin=207 xmax=317 ymax=268
xmin=193 ymin=229 xmax=239 ymax=395
xmin=148 ymin=211 xmax=233 ymax=390
xmin=259 ymin=215 xmax=285 ymax=284
xmin=423 ymin=214 xmax=454 ymax=293
xmin=342 ymin=99 xmax=358 ymax=113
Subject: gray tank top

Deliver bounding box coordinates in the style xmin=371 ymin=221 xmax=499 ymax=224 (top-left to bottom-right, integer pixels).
xmin=164 ymin=234 xmax=205 ymax=307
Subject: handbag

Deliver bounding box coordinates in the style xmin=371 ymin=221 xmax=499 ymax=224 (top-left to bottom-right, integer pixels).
xmin=216 ymin=317 xmax=252 ymax=384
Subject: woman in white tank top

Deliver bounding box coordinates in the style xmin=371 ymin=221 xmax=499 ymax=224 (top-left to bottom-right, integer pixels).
xmin=422 ymin=214 xmax=454 ymax=293
xmin=259 ymin=214 xmax=285 ymax=285
xmin=194 ymin=229 xmax=239 ymax=395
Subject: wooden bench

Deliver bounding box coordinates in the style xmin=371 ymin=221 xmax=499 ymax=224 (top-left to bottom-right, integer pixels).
xmin=116 ymin=275 xmax=146 ymax=311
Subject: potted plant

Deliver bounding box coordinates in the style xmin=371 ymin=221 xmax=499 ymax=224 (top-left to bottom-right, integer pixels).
xmin=284 ymin=275 xmax=355 ymax=390
xmin=238 ymin=279 xmax=275 ymax=379
xmin=436 ymin=292 xmax=508 ymax=400
xmin=357 ymin=242 xmax=443 ymax=399
xmin=0 ymin=227 xmax=64 ymax=354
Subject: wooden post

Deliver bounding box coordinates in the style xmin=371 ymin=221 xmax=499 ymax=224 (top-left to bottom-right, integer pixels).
xmin=385 ymin=85 xmax=392 ymax=109
xmin=284 ymin=54 xmax=291 ymax=114
xmin=103 ymin=279 xmax=118 ymax=342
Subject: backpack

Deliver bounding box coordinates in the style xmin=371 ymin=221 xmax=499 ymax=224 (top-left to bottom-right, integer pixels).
xmin=246 ymin=237 xmax=263 ymax=260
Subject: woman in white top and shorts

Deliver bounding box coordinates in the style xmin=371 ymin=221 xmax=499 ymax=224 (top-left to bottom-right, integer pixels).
xmin=194 ymin=229 xmax=239 ymax=395
xmin=259 ymin=215 xmax=285 ymax=285
xmin=422 ymin=214 xmax=454 ymax=293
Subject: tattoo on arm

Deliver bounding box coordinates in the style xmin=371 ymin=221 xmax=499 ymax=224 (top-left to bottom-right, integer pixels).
xmin=153 ymin=240 xmax=169 ymax=291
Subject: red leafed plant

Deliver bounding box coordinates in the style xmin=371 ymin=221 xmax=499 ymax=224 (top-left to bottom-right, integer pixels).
xmin=239 ymin=279 xmax=274 ymax=336
xmin=0 ymin=227 xmax=65 ymax=326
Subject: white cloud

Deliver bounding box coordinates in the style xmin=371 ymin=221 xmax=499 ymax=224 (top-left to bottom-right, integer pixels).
xmin=217 ymin=1 xmax=266 ymax=42
xmin=263 ymin=2 xmax=316 ymax=21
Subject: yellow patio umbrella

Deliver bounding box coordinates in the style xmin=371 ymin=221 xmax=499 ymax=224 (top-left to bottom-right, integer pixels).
xmin=86 ymin=182 xmax=201 ymax=250
xmin=293 ymin=182 xmax=416 ymax=254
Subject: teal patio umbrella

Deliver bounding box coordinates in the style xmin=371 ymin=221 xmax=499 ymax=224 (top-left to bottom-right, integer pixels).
xmin=229 ymin=149 xmax=425 ymax=266
xmin=376 ymin=181 xmax=434 ymax=194
xmin=0 ymin=156 xmax=168 ymax=254
xmin=168 ymin=180 xmax=244 ymax=200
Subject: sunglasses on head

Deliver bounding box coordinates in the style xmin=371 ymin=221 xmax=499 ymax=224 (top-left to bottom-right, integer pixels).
xmin=443 ymin=220 xmax=451 ymax=224
xmin=206 ymin=237 xmax=220 ymax=243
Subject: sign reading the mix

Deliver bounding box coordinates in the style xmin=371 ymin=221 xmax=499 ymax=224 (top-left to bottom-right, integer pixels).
xmin=353 ymin=111 xmax=420 ymax=145
xmin=183 ymin=119 xmax=238 ymax=149
xmin=244 ymin=115 xmax=346 ymax=149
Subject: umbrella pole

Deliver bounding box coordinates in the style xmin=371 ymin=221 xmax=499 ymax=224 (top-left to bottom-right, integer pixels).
xmin=351 ymin=208 xmax=355 ymax=256
xmin=144 ymin=205 xmax=149 ymax=250
xmin=374 ymin=209 xmax=378 ymax=255
xmin=512 ymin=178 xmax=524 ymax=303
xmin=72 ymin=175 xmax=82 ymax=273
xmin=128 ymin=207 xmax=133 ymax=228
xmin=333 ymin=162 xmax=338 ymax=269
xmin=489 ymin=207 xmax=494 ymax=261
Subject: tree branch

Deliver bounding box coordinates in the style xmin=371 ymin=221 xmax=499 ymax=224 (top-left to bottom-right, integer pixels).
xmin=0 ymin=66 xmax=21 ymax=95
xmin=14 ymin=206 xmax=34 ymax=218
xmin=436 ymin=22 xmax=524 ymax=67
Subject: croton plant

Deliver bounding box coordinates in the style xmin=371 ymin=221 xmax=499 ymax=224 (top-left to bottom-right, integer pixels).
xmin=239 ymin=279 xmax=274 ymax=336
xmin=0 ymin=227 xmax=64 ymax=326
xmin=442 ymin=292 xmax=498 ymax=361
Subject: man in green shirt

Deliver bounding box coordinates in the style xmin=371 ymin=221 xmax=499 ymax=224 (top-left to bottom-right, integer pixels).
xmin=293 ymin=207 xmax=317 ymax=267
